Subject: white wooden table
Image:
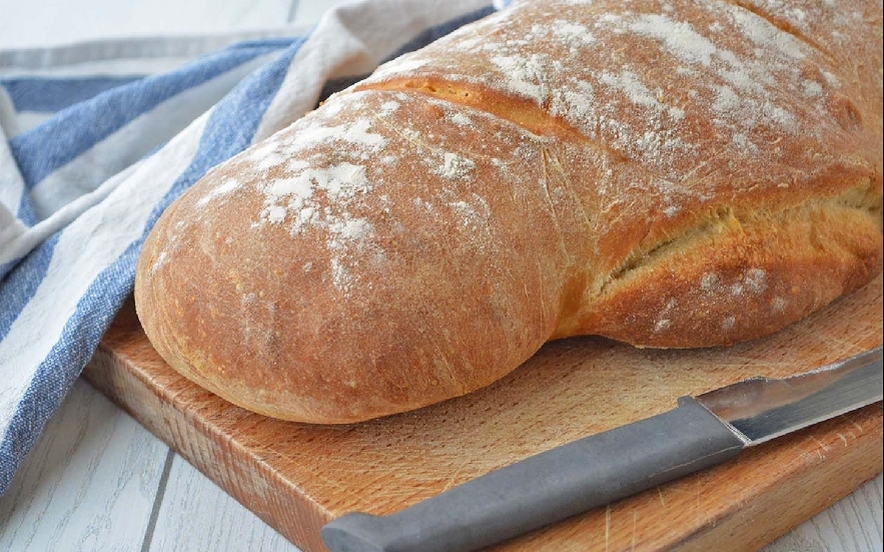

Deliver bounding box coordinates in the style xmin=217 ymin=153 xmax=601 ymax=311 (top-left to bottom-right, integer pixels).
xmin=0 ymin=1 xmax=881 ymax=550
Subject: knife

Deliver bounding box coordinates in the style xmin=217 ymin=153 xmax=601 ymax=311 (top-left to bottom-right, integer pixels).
xmin=321 ymin=346 xmax=883 ymax=552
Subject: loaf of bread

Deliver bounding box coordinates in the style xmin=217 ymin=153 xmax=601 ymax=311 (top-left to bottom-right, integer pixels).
xmin=134 ymin=0 xmax=883 ymax=423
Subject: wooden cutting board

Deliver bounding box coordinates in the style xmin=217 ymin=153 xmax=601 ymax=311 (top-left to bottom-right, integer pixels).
xmin=83 ymin=274 xmax=883 ymax=552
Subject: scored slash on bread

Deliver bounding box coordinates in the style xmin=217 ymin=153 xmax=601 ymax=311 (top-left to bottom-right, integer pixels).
xmin=134 ymin=0 xmax=883 ymax=423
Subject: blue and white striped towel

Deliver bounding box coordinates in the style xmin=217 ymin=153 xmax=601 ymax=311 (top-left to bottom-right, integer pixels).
xmin=0 ymin=0 xmax=502 ymax=495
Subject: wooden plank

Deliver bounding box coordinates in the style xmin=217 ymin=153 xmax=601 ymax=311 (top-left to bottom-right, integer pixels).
xmin=83 ymin=274 xmax=883 ymax=552
xmin=0 ymin=379 xmax=169 ymax=551
xmin=0 ymin=0 xmax=294 ymax=49
xmin=766 ymin=474 xmax=883 ymax=552
xmin=148 ymin=455 xmax=300 ymax=551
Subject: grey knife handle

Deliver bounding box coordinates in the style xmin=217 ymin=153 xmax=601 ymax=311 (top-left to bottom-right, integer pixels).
xmin=321 ymin=397 xmax=744 ymax=552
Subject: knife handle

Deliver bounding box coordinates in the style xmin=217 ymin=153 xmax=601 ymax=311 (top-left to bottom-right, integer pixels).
xmin=321 ymin=397 xmax=745 ymax=552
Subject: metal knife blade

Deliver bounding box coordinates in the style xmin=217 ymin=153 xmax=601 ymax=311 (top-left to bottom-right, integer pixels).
xmin=321 ymin=346 xmax=883 ymax=552
xmin=694 ymin=347 xmax=882 ymax=445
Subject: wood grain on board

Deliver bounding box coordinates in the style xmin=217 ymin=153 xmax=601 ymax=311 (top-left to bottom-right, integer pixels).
xmin=83 ymin=274 xmax=883 ymax=552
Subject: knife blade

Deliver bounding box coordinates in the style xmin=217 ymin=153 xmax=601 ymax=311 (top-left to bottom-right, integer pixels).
xmin=321 ymin=346 xmax=883 ymax=552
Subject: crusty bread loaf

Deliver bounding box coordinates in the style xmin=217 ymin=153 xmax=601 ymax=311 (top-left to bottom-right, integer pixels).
xmin=134 ymin=0 xmax=883 ymax=423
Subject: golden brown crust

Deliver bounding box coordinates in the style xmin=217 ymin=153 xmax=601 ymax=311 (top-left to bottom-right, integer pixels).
xmin=134 ymin=0 xmax=883 ymax=423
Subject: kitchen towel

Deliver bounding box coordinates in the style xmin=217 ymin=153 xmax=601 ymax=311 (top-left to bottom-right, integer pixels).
xmin=0 ymin=0 xmax=500 ymax=495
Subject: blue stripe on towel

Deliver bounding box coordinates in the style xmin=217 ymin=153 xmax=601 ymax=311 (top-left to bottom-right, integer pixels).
xmin=8 ymin=40 xmax=293 ymax=190
xmin=0 ymin=75 xmax=145 ymax=112
xmin=0 ymin=233 xmax=60 ymax=341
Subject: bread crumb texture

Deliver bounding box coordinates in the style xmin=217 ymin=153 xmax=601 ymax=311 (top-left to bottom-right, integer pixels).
xmin=135 ymin=0 xmax=882 ymax=423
